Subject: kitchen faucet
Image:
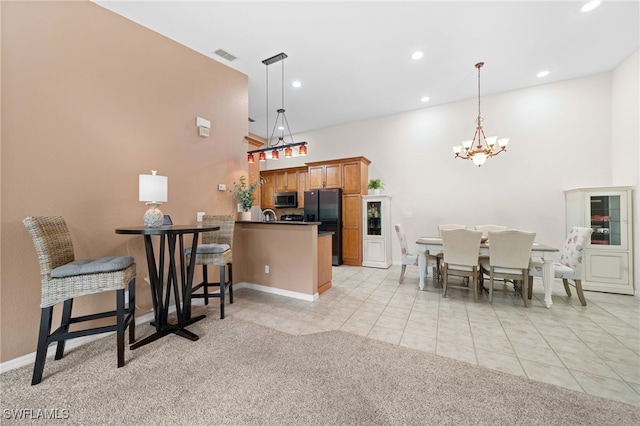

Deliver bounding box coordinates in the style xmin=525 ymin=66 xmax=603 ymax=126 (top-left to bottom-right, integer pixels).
xmin=261 ymin=209 xmax=277 ymax=222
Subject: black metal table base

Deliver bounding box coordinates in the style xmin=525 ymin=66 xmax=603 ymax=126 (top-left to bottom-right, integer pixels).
xmin=131 ymin=314 xmax=206 ymax=350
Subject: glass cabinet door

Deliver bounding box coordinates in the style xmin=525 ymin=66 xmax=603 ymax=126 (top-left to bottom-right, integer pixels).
xmin=366 ymin=200 xmax=382 ymax=236
xmin=589 ymin=195 xmax=621 ymax=246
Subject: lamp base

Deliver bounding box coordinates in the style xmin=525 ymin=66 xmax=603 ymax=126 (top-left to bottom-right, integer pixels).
xmin=143 ymin=203 xmax=164 ymax=227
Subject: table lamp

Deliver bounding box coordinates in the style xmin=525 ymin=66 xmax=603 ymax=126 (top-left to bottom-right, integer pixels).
xmin=139 ymin=170 xmax=168 ymax=227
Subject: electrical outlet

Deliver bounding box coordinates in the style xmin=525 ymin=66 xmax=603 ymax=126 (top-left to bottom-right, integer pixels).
xmin=264 ymin=265 xmax=270 ymax=274
xmin=197 ymin=212 xmax=205 ymax=222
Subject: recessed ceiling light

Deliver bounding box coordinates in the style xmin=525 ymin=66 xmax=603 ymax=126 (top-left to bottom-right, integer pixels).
xmin=292 ymin=81 xmax=301 ymax=88
xmin=412 ymin=51 xmax=423 ymax=60
xmin=421 ymin=96 xmax=430 ymax=103
xmin=581 ymin=1 xmax=601 ymax=13
xmin=537 ymin=70 xmax=550 ymax=78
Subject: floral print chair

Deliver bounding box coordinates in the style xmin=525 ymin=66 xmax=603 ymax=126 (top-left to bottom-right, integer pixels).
xmin=394 ymin=224 xmax=419 ymax=284
xmin=528 ymin=226 xmax=593 ymax=306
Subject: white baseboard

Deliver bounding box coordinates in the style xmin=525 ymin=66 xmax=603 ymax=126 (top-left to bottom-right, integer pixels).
xmin=235 ymin=281 xmax=318 ymax=301
xmin=0 ymin=309 xmax=166 ymax=375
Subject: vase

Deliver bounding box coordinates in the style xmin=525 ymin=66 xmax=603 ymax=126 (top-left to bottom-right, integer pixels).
xmin=239 ymin=211 xmax=252 ymax=221
xmin=372 ymin=188 xmax=381 ymax=195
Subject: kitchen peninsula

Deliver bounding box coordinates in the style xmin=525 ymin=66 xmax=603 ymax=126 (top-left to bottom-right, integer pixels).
xmin=233 ymin=220 xmax=332 ymax=300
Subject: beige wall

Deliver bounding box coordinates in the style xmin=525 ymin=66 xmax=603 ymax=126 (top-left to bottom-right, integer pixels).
xmin=234 ymin=223 xmax=318 ymax=296
xmin=1 ymin=1 xmax=248 ymax=362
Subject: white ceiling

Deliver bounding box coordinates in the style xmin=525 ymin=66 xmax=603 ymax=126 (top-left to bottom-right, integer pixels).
xmin=94 ymin=1 xmax=639 ymax=139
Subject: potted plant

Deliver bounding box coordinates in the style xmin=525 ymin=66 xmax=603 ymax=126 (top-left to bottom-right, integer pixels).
xmin=368 ymin=178 xmax=384 ymax=195
xmin=233 ymin=175 xmax=262 ymax=220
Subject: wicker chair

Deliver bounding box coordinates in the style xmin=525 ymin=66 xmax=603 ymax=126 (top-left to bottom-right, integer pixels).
xmin=23 ymin=216 xmax=136 ymax=385
xmin=186 ymin=215 xmax=234 ymax=319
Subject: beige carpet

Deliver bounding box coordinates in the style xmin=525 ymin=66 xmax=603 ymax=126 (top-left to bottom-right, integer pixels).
xmin=2 ymin=317 xmax=639 ymax=425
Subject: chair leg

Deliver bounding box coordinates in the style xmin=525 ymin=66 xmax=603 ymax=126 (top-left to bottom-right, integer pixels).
xmin=55 ymin=299 xmax=73 ymax=360
xmin=228 ymin=262 xmax=233 ymax=304
xmin=568 ymin=279 xmax=587 ymax=307
xmin=527 ymin=276 xmax=533 ymax=300
xmin=562 ymin=279 xmax=572 ymax=297
xmin=219 ymin=265 xmax=226 ymax=319
xmin=472 ymin=269 xmax=478 ymax=302
xmin=202 ymin=265 xmax=209 ymax=305
xmin=128 ymin=278 xmax=136 ymax=344
xmin=399 ymin=264 xmax=407 ymax=284
xmin=521 ymin=272 xmax=529 ymax=308
xmin=488 ymin=267 xmax=494 ymax=303
xmin=442 ymin=266 xmax=448 ymax=298
xmin=116 ymin=288 xmax=126 ymax=368
xmin=32 ymin=307 xmax=54 ymax=385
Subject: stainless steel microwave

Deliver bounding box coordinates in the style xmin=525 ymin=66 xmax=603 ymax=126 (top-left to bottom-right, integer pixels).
xmin=274 ymin=192 xmax=297 ymax=208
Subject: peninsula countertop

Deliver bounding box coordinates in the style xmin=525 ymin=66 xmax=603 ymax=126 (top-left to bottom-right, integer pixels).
xmin=235 ymin=220 xmax=321 ymax=226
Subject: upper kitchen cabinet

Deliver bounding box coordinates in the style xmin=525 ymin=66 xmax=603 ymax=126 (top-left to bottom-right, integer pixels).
xmin=275 ymin=168 xmax=303 ymax=193
xmin=565 ymin=186 xmax=634 ymax=295
xmin=297 ymin=169 xmax=308 ymax=209
xmin=342 ymin=157 xmax=370 ymax=194
xmin=260 ymin=171 xmax=275 ymax=210
xmin=307 ymin=156 xmax=370 ymax=192
xmin=308 ymin=163 xmax=342 ymax=189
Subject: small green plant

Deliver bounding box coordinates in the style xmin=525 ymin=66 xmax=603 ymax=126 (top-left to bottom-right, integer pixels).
xmin=233 ymin=176 xmax=262 ymax=211
xmin=368 ymin=178 xmax=384 ymax=190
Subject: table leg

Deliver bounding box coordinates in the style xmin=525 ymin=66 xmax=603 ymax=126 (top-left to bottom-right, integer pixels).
xmin=417 ymin=245 xmax=427 ymax=290
xmin=541 ymin=254 xmax=554 ymax=309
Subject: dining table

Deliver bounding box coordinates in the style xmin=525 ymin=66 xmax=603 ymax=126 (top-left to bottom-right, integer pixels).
xmin=415 ymin=237 xmax=559 ymax=308
xmin=115 ymin=224 xmax=220 ymax=349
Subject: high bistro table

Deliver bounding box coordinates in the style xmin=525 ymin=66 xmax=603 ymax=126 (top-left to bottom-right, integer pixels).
xmin=115 ymin=224 xmax=220 ymax=349
xmin=416 ymin=237 xmax=559 ymax=308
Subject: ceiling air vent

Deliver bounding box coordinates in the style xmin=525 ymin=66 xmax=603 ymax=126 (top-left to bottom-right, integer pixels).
xmin=214 ymin=49 xmax=237 ymax=62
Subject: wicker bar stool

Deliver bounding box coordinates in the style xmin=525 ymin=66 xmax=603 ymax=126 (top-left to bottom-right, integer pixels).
xmin=186 ymin=215 xmax=234 ymax=319
xmin=23 ymin=216 xmax=136 ymax=385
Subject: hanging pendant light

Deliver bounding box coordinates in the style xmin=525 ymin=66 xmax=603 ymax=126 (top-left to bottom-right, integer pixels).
xmin=452 ymin=62 xmax=509 ymax=167
xmin=247 ymin=52 xmax=308 ymax=162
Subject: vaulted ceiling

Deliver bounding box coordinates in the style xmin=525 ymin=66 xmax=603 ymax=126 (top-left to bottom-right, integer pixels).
xmin=94 ymin=1 xmax=639 ymax=139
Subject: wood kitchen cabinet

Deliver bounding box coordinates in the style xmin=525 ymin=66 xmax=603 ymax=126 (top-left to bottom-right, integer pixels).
xmin=275 ymin=169 xmax=299 ymax=193
xmin=342 ymin=157 xmax=370 ymax=194
xmin=297 ymin=169 xmax=308 ymax=208
xmin=308 ymin=163 xmax=342 ymax=189
xmin=260 ymin=156 xmax=370 ymax=266
xmin=260 ymin=171 xmax=275 ymax=210
xmin=342 ymin=194 xmax=363 ymax=266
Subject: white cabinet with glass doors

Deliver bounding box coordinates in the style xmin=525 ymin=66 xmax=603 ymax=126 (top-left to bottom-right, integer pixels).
xmin=362 ymin=195 xmax=392 ymax=268
xmin=565 ymin=186 xmax=634 ymax=295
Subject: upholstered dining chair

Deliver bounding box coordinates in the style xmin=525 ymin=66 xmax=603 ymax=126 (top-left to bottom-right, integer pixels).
xmin=528 ymin=226 xmax=593 ymax=306
xmin=186 ymin=215 xmax=234 ymax=319
xmin=474 ymin=224 xmax=507 ymax=239
xmin=440 ymin=229 xmax=483 ymax=302
xmin=393 ymin=224 xmax=418 ymax=284
xmin=480 ymin=230 xmax=536 ymax=307
xmin=23 ymin=216 xmax=136 ymax=385
xmin=434 ymin=224 xmax=467 ymax=286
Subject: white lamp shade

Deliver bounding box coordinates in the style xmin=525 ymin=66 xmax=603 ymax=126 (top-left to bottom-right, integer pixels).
xmin=497 ymin=138 xmax=510 ymax=148
xmin=139 ymin=174 xmax=168 ymax=203
xmin=461 ymin=140 xmax=473 ymax=149
xmin=472 ymin=153 xmax=487 ymax=166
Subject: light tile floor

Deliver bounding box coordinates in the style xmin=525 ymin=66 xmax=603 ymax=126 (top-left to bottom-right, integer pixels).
xmin=219 ymin=265 xmax=640 ymax=407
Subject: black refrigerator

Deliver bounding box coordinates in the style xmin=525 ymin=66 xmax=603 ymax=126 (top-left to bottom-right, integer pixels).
xmin=304 ymin=189 xmax=342 ymax=266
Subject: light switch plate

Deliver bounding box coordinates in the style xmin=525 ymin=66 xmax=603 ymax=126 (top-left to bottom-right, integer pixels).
xmin=197 ymin=212 xmax=205 ymax=222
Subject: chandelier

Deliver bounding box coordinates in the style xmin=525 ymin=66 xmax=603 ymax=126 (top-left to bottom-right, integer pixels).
xmin=453 ymin=62 xmax=509 ymax=167
xmin=247 ymin=52 xmax=307 ymax=163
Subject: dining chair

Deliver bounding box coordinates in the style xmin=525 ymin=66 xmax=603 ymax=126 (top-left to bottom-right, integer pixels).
xmin=528 ymin=226 xmax=593 ymax=306
xmin=23 ymin=216 xmax=136 ymax=385
xmin=394 ymin=224 xmax=437 ymax=285
xmin=480 ymin=230 xmax=536 ymax=307
xmin=474 ymin=224 xmax=507 ymax=239
xmin=434 ymin=224 xmax=467 ymax=286
xmin=393 ymin=224 xmax=418 ymax=284
xmin=440 ymin=229 xmax=483 ymax=302
xmin=186 ymin=215 xmax=234 ymax=319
